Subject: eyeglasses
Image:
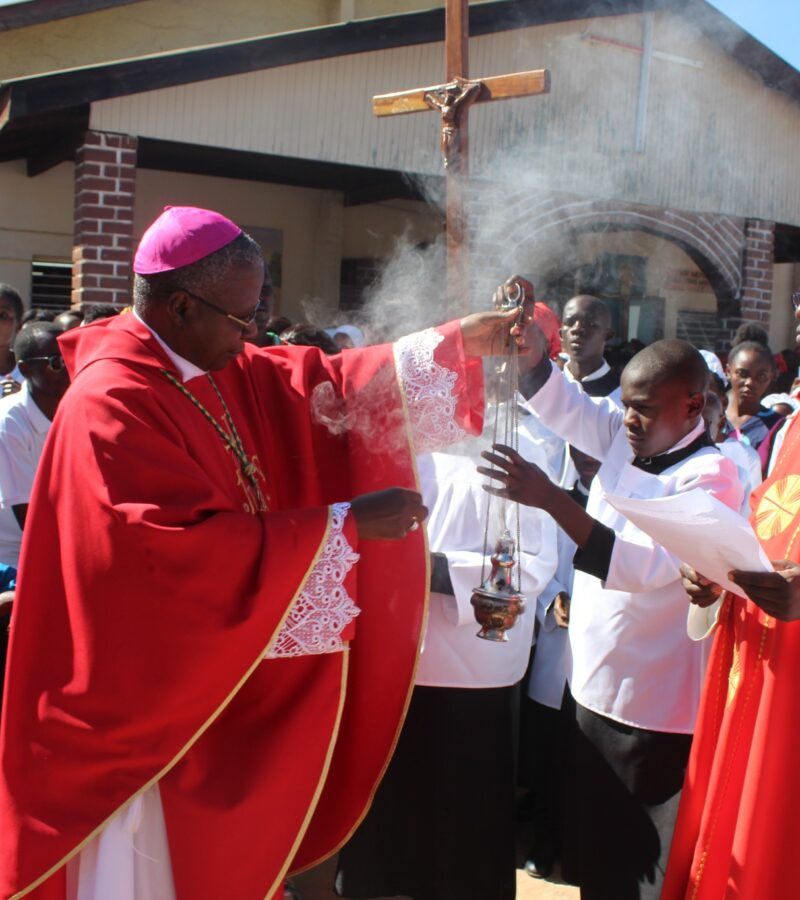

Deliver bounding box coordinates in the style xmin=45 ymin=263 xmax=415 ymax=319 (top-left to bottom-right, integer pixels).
xmin=181 ymin=289 xmax=258 ymax=330
xmin=792 ymin=289 xmax=800 ymax=311
xmin=24 ymin=354 xmax=65 ymax=371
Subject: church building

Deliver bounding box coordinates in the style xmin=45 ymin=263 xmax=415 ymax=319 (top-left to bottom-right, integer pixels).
xmin=0 ymin=0 xmax=798 ymax=350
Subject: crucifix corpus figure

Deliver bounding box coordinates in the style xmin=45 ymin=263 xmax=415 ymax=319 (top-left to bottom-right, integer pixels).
xmin=423 ymin=76 xmax=481 ymax=169
xmin=372 ymin=0 xmax=551 ymax=308
xmin=374 ymin=69 xmax=550 ymax=171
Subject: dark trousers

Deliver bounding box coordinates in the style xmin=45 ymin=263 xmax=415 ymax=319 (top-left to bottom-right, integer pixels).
xmin=561 ymin=694 xmax=692 ymax=900
xmin=519 ymin=695 xmax=564 ymax=862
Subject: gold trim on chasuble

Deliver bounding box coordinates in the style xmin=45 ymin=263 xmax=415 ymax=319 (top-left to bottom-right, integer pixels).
xmin=294 ymin=346 xmax=432 ymax=875
xmin=726 ymin=642 xmax=741 ymax=707
xmin=265 ymin=652 xmax=350 ymax=900
xmin=753 ymin=475 xmax=800 ymax=542
xmin=714 ymin=474 xmax=800 ymax=708
xmin=12 ymin=510 xmax=334 ymax=900
xmin=691 ymin=486 xmax=785 ymax=897
xmin=692 ymin=429 xmax=800 ymax=895
xmin=691 ymin=616 xmax=771 ymax=900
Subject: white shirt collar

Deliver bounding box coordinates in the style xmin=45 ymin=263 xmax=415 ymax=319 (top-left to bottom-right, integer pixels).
xmin=18 ymin=381 xmax=52 ymax=435
xmin=657 ymin=418 xmax=705 ymax=455
xmin=133 ymin=310 xmax=206 ymax=383
xmin=563 ymin=359 xmax=612 ymax=383
xmin=574 ymin=479 xmax=591 ymax=497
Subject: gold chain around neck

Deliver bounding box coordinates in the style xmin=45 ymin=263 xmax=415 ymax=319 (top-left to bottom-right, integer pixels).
xmin=160 ymin=369 xmax=268 ymax=510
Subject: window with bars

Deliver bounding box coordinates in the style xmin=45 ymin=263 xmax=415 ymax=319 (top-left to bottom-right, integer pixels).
xmin=30 ymin=259 xmax=72 ymax=311
xmin=676 ymin=309 xmax=719 ymax=350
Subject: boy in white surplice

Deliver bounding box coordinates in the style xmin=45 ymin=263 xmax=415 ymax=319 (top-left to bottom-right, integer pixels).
xmin=480 ymin=280 xmax=743 ymax=900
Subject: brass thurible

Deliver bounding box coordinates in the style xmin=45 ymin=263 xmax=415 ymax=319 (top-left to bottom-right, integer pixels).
xmin=470 ymin=531 xmax=525 ymax=642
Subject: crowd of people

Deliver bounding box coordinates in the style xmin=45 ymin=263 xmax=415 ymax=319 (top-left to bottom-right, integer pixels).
xmin=0 ymin=208 xmax=798 ymax=900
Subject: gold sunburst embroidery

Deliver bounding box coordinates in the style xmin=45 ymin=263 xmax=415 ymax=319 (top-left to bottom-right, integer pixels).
xmin=753 ymin=475 xmax=800 ymax=541
xmin=726 ymin=641 xmax=742 ymax=706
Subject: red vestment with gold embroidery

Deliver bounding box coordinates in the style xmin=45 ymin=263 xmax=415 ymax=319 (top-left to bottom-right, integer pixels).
xmin=0 ymin=314 xmax=482 ymax=899
xmin=664 ymin=413 xmax=800 ymax=899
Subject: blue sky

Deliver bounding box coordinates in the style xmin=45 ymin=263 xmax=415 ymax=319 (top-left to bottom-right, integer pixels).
xmin=708 ymin=1 xmax=800 ymax=70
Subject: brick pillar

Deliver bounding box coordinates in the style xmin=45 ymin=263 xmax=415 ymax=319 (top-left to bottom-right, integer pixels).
xmin=72 ymin=131 xmax=138 ymax=307
xmin=717 ymin=219 xmax=775 ymax=349
xmin=740 ymin=219 xmax=775 ymax=326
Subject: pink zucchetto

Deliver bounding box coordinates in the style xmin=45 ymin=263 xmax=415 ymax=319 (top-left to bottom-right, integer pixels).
xmin=133 ymin=206 xmax=242 ymax=275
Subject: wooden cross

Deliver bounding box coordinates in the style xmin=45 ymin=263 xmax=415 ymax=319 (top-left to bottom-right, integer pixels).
xmin=373 ymin=0 xmax=551 ymax=309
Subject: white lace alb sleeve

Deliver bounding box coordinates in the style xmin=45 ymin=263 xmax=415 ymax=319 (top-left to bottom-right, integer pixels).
xmin=394 ymin=328 xmax=467 ymax=454
xmin=266 ymin=503 xmax=360 ymax=659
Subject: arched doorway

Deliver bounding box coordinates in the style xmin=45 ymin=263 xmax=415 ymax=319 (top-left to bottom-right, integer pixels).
xmin=472 ymin=193 xmax=746 ymax=349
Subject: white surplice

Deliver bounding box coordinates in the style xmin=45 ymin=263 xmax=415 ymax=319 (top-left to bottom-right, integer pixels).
xmin=416 ymin=449 xmax=558 ymax=688
xmin=524 ymin=363 xmax=743 ymax=733
xmin=719 ymin=436 xmax=762 ymax=514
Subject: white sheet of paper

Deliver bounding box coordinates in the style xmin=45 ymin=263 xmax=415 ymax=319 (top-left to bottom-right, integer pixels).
xmin=604 ymin=488 xmax=772 ymax=597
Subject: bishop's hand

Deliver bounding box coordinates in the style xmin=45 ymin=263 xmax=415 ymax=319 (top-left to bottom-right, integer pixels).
xmin=729 ymin=560 xmax=800 ymax=621
xmin=492 ymin=275 xmax=548 ymax=369
xmin=350 ymin=488 xmax=428 ymax=540
xmin=461 ymin=274 xmax=535 ymax=358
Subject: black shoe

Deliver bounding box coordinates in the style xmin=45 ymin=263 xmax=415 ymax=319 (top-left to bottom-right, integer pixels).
xmin=523 ymin=846 xmax=556 ymax=880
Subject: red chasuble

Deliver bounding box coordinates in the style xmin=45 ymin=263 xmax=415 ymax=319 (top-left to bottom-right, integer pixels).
xmin=664 ymin=413 xmax=800 ymax=899
xmin=0 ymin=314 xmax=483 ymax=900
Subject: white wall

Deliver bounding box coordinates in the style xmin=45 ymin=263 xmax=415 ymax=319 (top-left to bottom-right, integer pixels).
xmin=0 ymin=160 xmax=74 ymax=306
xmin=92 ymin=10 xmax=800 ymax=227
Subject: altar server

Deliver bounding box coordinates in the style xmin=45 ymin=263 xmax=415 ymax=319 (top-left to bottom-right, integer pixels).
xmin=481 ymin=278 xmax=743 ymax=900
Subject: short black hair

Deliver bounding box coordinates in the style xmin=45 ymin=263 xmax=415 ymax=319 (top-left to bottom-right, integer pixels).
xmin=0 ymin=285 xmax=25 ymax=323
xmin=54 ymin=308 xmax=84 ymax=324
xmin=14 ymin=322 xmax=61 ymax=362
xmin=624 ymin=339 xmax=709 ymax=394
xmin=81 ymin=303 xmax=121 ymax=324
xmin=731 ymin=322 xmax=769 ymax=348
xmin=562 ymin=294 xmax=612 ymax=328
xmin=265 ymin=316 xmax=292 ymax=335
xmin=728 ymin=340 xmax=775 ymax=369
xmin=20 ymin=308 xmax=56 ymax=324
xmin=281 ymin=324 xmax=338 ymax=355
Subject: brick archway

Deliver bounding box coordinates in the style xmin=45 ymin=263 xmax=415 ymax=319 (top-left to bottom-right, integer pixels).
xmin=496 ymin=195 xmax=744 ymax=308
xmin=467 ymin=188 xmax=775 ymax=348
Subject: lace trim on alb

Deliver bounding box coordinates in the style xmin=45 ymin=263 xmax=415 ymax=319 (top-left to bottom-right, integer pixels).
xmin=266 ymin=503 xmax=360 ymax=658
xmin=394 ymin=329 xmax=467 ymax=454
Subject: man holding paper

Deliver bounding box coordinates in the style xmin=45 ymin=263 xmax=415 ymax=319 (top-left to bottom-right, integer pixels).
xmin=662 ymin=301 xmax=800 ymax=899
xmin=481 ymin=277 xmax=742 ymax=900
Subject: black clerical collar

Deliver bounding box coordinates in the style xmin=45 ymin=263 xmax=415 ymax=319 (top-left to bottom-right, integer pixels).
xmin=632 ymin=431 xmax=714 ymax=475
